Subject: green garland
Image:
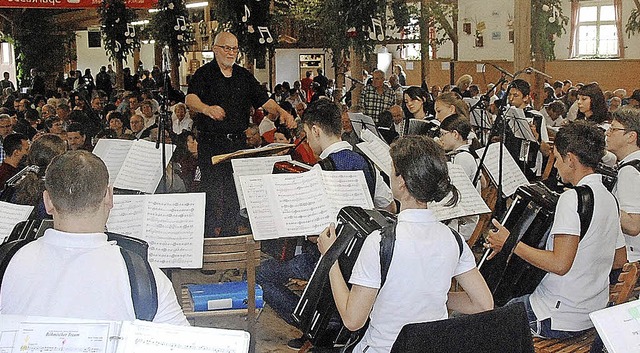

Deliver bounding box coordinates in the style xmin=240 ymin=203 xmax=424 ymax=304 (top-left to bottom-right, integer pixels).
xmin=626 ymin=8 xmax=640 ymax=37
xmin=531 ymin=0 xmax=568 ymax=61
xmin=148 ymin=0 xmax=194 ymax=63
xmin=98 ymin=0 xmax=139 ymax=63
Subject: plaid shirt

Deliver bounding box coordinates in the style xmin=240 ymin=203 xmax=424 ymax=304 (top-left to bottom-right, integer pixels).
xmin=360 ymin=85 xmax=395 ymax=123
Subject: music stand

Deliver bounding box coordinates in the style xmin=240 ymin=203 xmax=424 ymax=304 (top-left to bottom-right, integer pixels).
xmin=349 ymin=113 xmax=381 ymax=139
xmin=464 ymin=97 xmax=494 ymax=146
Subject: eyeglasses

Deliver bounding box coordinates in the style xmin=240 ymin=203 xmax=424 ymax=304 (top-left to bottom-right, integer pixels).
xmin=607 ymin=126 xmax=628 ymax=133
xmin=215 ymin=45 xmax=240 ymax=54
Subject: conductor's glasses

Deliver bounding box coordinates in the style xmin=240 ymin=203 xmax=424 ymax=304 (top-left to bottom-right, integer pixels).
xmin=215 ymin=45 xmax=240 ymax=54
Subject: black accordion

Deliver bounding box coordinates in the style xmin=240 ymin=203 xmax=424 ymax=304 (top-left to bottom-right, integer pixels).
xmin=291 ymin=206 xmax=395 ymax=345
xmin=479 ymin=182 xmax=559 ymax=306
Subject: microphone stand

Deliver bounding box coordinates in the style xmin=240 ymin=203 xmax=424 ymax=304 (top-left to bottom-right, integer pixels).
xmin=339 ymin=75 xmax=363 ymax=104
xmin=156 ymin=48 xmax=171 ymax=193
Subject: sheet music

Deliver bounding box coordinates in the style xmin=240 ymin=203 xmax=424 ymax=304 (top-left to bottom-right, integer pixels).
xmin=115 ymin=320 xmax=249 ymax=353
xmin=0 ymin=202 xmax=34 ymax=244
xmin=232 ymin=155 xmax=291 ymax=210
xmin=348 ymin=113 xmax=380 ymax=139
xmin=590 ymin=299 xmax=640 ymax=353
xmin=240 ymin=169 xmax=373 ymax=240
xmin=428 ymin=163 xmax=491 ymax=221
xmin=357 ymin=129 xmax=392 ymax=177
xmin=92 ymin=139 xmax=134 ymax=186
xmin=476 ymin=143 xmax=529 ymax=197
xmin=107 ymin=193 xmax=205 ymax=268
xmin=464 ymin=97 xmax=493 ymax=129
xmin=113 ymin=139 xmax=175 ymax=194
xmin=10 ymin=321 xmax=116 ymax=353
xmin=321 ymin=171 xmax=374 ymax=218
xmin=504 ymin=106 xmax=536 ymax=141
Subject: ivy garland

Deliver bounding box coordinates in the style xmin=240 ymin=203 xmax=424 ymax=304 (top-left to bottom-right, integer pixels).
xmin=98 ymin=0 xmax=140 ymax=63
xmin=148 ymin=0 xmax=195 ymax=63
xmin=531 ymin=0 xmax=568 ymax=61
xmin=626 ymin=7 xmax=640 ymax=37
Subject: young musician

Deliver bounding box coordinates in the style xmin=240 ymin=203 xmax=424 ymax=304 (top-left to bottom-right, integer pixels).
xmin=606 ymin=107 xmax=640 ymax=262
xmin=439 ymin=115 xmax=481 ymax=240
xmin=486 ymin=121 xmax=625 ymax=339
xmin=257 ymin=99 xmax=394 ymax=350
xmin=318 ymin=136 xmax=493 ymax=353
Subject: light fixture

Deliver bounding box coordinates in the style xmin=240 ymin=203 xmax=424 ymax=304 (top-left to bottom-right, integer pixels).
xmin=149 ymin=1 xmax=208 ymax=13
xmin=130 ymin=20 xmax=149 ymax=26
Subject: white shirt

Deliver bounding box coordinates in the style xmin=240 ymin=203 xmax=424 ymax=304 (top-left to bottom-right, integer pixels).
xmin=614 ymin=150 xmax=640 ymax=261
xmin=350 ymin=209 xmax=476 ymax=353
xmin=317 ymin=141 xmax=393 ymax=209
xmin=172 ymin=116 xmax=193 ymax=134
xmin=259 ymin=118 xmax=276 ymax=136
xmin=530 ymin=174 xmax=623 ymax=331
xmin=0 ymin=229 xmax=188 ymax=326
xmin=566 ymin=101 xmax=579 ymax=121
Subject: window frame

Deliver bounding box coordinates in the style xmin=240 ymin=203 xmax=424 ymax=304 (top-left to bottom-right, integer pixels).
xmin=573 ymin=0 xmax=620 ymax=58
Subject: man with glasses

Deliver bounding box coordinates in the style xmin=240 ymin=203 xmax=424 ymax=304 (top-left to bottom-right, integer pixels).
xmin=186 ymin=31 xmax=294 ymax=236
xmin=606 ymin=107 xmax=640 ymax=262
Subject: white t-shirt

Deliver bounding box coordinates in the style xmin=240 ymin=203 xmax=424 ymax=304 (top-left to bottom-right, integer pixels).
xmin=258 ymin=117 xmax=276 ymax=136
xmin=614 ymin=150 xmax=640 ymax=261
xmin=349 ymin=208 xmax=476 ymax=353
xmin=530 ymin=174 xmax=623 ymax=331
xmin=0 ymin=229 xmax=188 ymax=326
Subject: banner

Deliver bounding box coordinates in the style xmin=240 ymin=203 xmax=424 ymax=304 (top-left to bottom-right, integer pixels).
xmin=0 ymin=0 xmax=157 ymax=9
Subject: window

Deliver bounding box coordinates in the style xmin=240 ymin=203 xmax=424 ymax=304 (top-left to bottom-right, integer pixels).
xmin=573 ymin=1 xmax=620 ymax=57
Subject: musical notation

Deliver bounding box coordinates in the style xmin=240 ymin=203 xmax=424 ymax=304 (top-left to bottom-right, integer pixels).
xmin=106 ymin=193 xmax=205 ymax=269
xmin=231 ymin=155 xmax=291 ymax=210
xmin=357 ymin=129 xmax=392 ymax=177
xmin=257 ymin=26 xmax=273 ymax=44
xmin=0 ymin=201 xmax=34 ymax=243
xmin=476 ymin=143 xmax=529 ymax=197
xmin=114 ymin=41 xmax=122 ymax=52
xmin=125 ymin=24 xmax=135 ymax=37
xmin=108 ymin=139 xmax=174 ymax=194
xmin=428 ymin=163 xmax=491 ymax=221
xmin=174 ymin=16 xmax=187 ymax=31
xmin=242 ymin=5 xmax=250 ymax=22
xmin=369 ymin=17 xmax=384 ymax=41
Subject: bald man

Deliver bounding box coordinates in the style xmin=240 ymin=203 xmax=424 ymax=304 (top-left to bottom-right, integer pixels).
xmin=186 ymin=32 xmax=294 ymax=236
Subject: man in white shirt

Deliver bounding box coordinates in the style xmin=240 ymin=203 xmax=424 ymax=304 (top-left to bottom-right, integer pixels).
xmin=487 ymin=121 xmax=625 ymax=339
xmin=0 ymin=150 xmax=188 ymax=326
xmin=606 ymin=107 xmax=640 ymax=261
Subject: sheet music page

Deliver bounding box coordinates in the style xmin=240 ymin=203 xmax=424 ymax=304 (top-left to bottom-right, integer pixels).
xmin=348 ymin=112 xmax=380 ymax=139
xmin=107 ymin=193 xmax=205 ymax=268
xmin=428 ymin=163 xmax=491 ymax=221
xmin=107 ymin=195 xmax=146 ymax=239
xmin=8 ymin=319 xmax=119 ymax=353
xmin=504 ymin=106 xmax=536 ymax=141
xmin=92 ymin=139 xmax=135 ymax=186
xmin=358 ymin=129 xmax=393 ymax=177
xmin=476 ymin=143 xmax=529 ymax=197
xmin=115 ymin=320 xmax=249 ymax=353
xmin=113 ymin=139 xmax=175 ymax=194
xmin=590 ymin=299 xmax=640 ymax=353
xmin=239 ymin=175 xmax=282 ymax=240
xmin=0 ymin=202 xmax=34 ymax=243
xmin=232 ymin=155 xmax=291 ymax=210
xmin=143 ymin=193 xmax=205 ymax=268
xmin=240 ymin=169 xmax=333 ymax=240
xmin=320 ymin=170 xmax=374 ymax=218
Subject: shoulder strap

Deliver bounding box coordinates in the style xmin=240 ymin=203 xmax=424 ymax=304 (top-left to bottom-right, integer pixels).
xmin=619 ymin=159 xmax=640 ymax=173
xmin=448 ymin=227 xmax=464 ymax=259
xmin=379 ymin=223 xmax=397 ymax=288
xmin=118 ymin=246 xmax=158 ymax=321
xmin=575 ymin=185 xmax=594 ymax=240
xmin=317 ymin=155 xmax=336 ymax=171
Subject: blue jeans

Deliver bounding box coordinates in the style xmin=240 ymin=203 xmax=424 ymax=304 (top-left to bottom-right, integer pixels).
xmin=507 ymin=294 xmax=591 ymax=339
xmin=256 ymin=249 xmax=320 ymax=327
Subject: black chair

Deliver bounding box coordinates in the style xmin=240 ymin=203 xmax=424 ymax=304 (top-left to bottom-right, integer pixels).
xmin=390 ymin=303 xmax=534 ymax=353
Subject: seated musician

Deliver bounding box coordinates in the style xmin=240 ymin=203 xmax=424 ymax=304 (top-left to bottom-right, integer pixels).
xmin=606 ymin=107 xmax=640 ymax=262
xmin=439 ymin=115 xmax=481 ymax=240
xmin=486 ymin=121 xmax=626 ymax=339
xmin=0 ymin=150 xmax=188 ymax=325
xmin=257 ymin=99 xmax=394 ymax=349
xmin=506 ymin=79 xmax=550 ymax=179
xmin=317 ymin=135 xmax=493 ymax=353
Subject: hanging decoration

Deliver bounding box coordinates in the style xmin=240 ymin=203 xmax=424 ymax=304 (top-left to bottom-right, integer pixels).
xmin=531 ymin=0 xmax=568 ymax=60
xmin=98 ymin=0 xmax=140 ymax=63
xmin=148 ymin=0 xmax=195 ymax=63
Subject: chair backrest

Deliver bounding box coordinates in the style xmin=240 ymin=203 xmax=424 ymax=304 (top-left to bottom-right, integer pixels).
xmin=390 ymin=303 xmax=534 ymax=353
xmin=201 ymin=235 xmax=260 ymax=272
xmin=610 ymin=261 xmax=640 ymax=305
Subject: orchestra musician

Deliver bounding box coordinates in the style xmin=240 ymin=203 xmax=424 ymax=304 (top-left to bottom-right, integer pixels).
xmin=486 ymin=121 xmax=626 ymax=339
xmin=257 ymin=99 xmax=394 ymax=350
xmin=317 ymin=135 xmax=493 ymax=353
xmin=606 ymin=107 xmax=640 ymax=262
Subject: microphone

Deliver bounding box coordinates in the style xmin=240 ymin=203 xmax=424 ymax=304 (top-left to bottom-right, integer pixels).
xmin=340 ymin=73 xmax=364 ymax=85
xmin=523 ymin=67 xmax=552 ymax=79
xmin=487 ymin=63 xmax=514 ymax=79
xmin=162 ymin=46 xmax=171 ymax=72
